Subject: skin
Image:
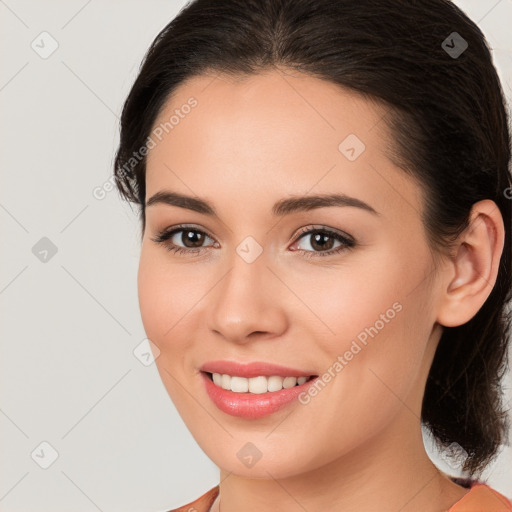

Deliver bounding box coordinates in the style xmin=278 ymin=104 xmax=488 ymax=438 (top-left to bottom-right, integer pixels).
xmin=137 ymin=68 xmax=505 ymax=512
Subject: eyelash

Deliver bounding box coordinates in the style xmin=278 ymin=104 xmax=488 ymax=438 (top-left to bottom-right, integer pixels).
xmin=150 ymin=224 xmax=356 ymax=259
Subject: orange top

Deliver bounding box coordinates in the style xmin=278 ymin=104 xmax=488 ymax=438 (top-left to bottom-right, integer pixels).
xmin=167 ymin=481 xmax=512 ymax=512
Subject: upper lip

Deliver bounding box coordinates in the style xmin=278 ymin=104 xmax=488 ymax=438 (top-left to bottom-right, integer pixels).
xmin=199 ymin=360 xmax=317 ymax=378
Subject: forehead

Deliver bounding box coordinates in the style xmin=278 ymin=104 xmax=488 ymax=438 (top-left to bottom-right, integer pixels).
xmin=149 ymin=70 xmax=388 ymax=160
xmin=145 ymin=70 xmax=423 ymax=223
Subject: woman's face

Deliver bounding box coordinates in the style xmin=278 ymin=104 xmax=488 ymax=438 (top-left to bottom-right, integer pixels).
xmin=138 ymin=69 xmax=445 ymax=478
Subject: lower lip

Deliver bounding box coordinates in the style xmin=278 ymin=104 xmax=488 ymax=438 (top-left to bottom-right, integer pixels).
xmin=201 ymin=372 xmax=318 ymax=419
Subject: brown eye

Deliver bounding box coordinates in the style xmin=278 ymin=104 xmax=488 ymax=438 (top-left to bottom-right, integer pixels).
xmin=150 ymin=225 xmax=217 ymax=255
xmin=292 ymin=227 xmax=355 ymax=259
xmin=178 ymin=229 xmax=207 ymax=248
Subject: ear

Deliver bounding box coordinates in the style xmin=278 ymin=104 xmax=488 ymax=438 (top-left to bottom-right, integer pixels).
xmin=436 ymin=199 xmax=505 ymax=328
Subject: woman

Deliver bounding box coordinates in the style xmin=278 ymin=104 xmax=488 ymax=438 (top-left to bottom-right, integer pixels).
xmin=113 ymin=0 xmax=512 ymax=510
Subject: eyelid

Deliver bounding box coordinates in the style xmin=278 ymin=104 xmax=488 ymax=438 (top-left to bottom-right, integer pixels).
xmin=153 ymin=224 xmax=353 ymax=242
xmin=151 ymin=223 xmax=216 ymax=242
xmin=292 ymin=224 xmax=354 ymax=243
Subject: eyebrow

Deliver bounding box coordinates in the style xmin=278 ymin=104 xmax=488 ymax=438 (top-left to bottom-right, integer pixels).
xmin=146 ymin=190 xmax=379 ymax=217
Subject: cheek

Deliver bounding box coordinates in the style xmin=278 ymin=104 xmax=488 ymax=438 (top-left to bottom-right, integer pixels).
xmin=137 ymin=263 xmax=182 ymax=383
xmin=137 ymin=253 xmax=169 ymax=341
xmin=300 ymin=255 xmax=432 ymax=403
xmin=137 ymin=246 xmax=200 ymax=343
xmin=137 ymin=249 xmax=198 ymax=405
xmin=284 ymin=251 xmax=405 ymax=348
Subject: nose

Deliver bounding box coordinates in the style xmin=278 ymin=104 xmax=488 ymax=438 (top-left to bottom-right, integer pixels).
xmin=206 ymin=248 xmax=289 ymax=344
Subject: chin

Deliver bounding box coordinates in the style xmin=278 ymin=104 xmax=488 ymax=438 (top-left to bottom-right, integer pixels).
xmin=199 ymin=438 xmax=321 ymax=480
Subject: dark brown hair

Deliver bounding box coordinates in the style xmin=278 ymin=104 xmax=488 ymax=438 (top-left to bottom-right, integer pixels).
xmin=113 ymin=0 xmax=512 ymax=476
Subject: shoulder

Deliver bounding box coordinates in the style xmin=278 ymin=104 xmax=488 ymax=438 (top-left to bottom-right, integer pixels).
xmin=448 ymin=482 xmax=511 ymax=511
xmin=165 ymin=486 xmax=219 ymax=512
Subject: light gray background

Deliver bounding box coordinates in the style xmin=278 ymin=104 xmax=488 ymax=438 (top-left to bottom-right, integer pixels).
xmin=1 ymin=1 xmax=511 ymax=510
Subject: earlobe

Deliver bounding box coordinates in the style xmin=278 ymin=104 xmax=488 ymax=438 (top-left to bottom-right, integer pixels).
xmin=436 ymin=199 xmax=504 ymax=328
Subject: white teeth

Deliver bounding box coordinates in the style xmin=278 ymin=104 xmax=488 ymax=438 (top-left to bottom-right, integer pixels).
xmin=230 ymin=376 xmax=249 ymax=393
xmin=249 ymin=376 xmax=268 ymax=394
xmin=210 ymin=373 xmax=312 ymax=393
xmin=221 ymin=374 xmax=231 ymax=390
xmin=283 ymin=376 xmax=297 ymax=388
xmin=212 ymin=373 xmax=222 ymax=386
xmin=267 ymin=376 xmax=284 ymax=392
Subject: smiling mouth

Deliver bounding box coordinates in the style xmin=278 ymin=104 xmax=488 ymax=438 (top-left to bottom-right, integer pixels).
xmin=203 ymin=371 xmax=317 ymax=394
